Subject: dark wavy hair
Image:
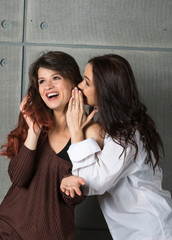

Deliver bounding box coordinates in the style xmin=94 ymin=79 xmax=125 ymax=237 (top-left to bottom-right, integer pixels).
xmin=1 ymin=51 xmax=82 ymax=159
xmin=88 ymin=54 xmax=164 ymax=170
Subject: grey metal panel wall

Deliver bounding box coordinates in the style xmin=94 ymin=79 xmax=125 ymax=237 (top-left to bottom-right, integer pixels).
xmin=0 ymin=45 xmax=23 ymax=202
xmin=0 ymin=0 xmax=24 ymax=42
xmin=26 ymin=0 xmax=172 ymax=47
xmin=0 ymin=0 xmax=172 ymax=239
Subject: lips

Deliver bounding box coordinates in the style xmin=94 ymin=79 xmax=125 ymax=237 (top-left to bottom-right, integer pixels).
xmin=46 ymin=92 xmax=59 ymax=99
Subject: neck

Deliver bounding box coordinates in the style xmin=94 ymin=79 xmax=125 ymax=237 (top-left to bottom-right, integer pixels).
xmin=53 ymin=110 xmax=68 ymax=132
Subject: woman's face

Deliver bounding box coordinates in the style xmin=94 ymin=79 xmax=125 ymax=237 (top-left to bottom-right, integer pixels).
xmin=38 ymin=67 xmax=74 ymax=112
xmin=78 ymin=63 xmax=97 ymax=108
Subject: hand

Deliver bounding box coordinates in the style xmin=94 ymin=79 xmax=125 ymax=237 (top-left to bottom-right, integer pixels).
xmin=60 ymin=175 xmax=85 ymax=198
xmin=20 ymin=95 xmax=41 ymax=136
xmin=66 ymin=88 xmax=98 ymax=143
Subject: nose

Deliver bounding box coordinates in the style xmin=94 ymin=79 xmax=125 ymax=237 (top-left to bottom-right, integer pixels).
xmin=78 ymin=81 xmax=83 ymax=90
xmin=45 ymin=81 xmax=53 ymax=90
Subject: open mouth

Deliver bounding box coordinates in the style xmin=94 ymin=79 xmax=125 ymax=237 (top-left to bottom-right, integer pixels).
xmin=46 ymin=92 xmax=59 ymax=99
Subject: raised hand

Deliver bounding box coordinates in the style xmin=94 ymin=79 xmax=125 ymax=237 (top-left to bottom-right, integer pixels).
xmin=66 ymin=87 xmax=98 ymax=143
xmin=60 ymin=175 xmax=85 ymax=198
xmin=20 ymin=95 xmax=41 ymax=137
xmin=20 ymin=95 xmax=41 ymax=150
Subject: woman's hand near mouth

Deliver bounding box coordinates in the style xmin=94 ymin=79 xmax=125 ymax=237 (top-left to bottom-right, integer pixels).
xmin=66 ymin=87 xmax=98 ymax=144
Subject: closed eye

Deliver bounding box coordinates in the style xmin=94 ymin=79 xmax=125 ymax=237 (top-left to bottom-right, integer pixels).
xmin=83 ymin=75 xmax=91 ymax=86
xmin=85 ymin=80 xmax=89 ymax=86
xmin=83 ymin=78 xmax=89 ymax=86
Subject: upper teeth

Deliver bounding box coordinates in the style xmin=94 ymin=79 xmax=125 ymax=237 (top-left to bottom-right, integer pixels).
xmin=47 ymin=93 xmax=58 ymax=97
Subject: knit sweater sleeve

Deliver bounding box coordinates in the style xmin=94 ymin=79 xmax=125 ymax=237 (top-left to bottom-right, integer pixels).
xmin=61 ymin=190 xmax=86 ymax=205
xmin=8 ymin=144 xmax=36 ymax=187
xmin=57 ymin=159 xmax=86 ymax=205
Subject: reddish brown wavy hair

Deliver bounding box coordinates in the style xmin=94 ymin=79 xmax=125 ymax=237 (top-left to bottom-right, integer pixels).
xmin=0 ymin=51 xmax=82 ymax=159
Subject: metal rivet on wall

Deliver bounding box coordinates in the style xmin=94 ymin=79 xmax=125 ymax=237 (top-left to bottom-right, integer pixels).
xmin=0 ymin=59 xmax=8 ymax=67
xmin=40 ymin=21 xmax=48 ymax=30
xmin=1 ymin=20 xmax=10 ymax=29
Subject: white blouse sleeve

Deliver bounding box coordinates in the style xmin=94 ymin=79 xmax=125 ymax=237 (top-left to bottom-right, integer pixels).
xmin=67 ymin=136 xmax=134 ymax=195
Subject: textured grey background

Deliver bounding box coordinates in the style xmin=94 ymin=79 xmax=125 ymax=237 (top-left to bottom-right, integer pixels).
xmin=0 ymin=0 xmax=172 ymax=239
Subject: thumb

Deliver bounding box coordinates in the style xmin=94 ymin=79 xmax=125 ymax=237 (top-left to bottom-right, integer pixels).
xmin=82 ymin=109 xmax=98 ymax=128
xmin=87 ymin=109 xmax=98 ymax=121
xmin=78 ymin=177 xmax=85 ymax=186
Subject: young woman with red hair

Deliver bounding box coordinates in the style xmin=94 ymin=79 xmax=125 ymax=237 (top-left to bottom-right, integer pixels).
xmin=0 ymin=51 xmax=101 ymax=240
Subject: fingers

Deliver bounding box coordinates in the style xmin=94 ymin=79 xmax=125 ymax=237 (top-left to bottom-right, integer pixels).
xmin=20 ymin=95 xmax=28 ymax=112
xmin=78 ymin=177 xmax=86 ymax=186
xmin=64 ymin=187 xmax=82 ymax=198
xmin=71 ymin=87 xmax=85 ymax=115
xmin=73 ymin=187 xmax=82 ymax=196
xmin=69 ymin=189 xmax=75 ymax=198
xmin=61 ymin=186 xmax=66 ymax=193
xmin=72 ymin=87 xmax=84 ymax=111
xmin=74 ymin=88 xmax=79 ymax=109
xmin=68 ymin=88 xmax=78 ymax=112
xmin=68 ymin=96 xmax=74 ymax=112
xmin=61 ymin=186 xmax=82 ymax=198
xmin=60 ymin=175 xmax=85 ymax=198
xmin=79 ymin=90 xmax=85 ymax=112
xmin=82 ymin=109 xmax=98 ymax=129
xmin=87 ymin=109 xmax=98 ymax=122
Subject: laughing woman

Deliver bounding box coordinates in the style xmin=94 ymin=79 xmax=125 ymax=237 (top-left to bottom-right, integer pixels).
xmin=61 ymin=54 xmax=172 ymax=240
xmin=0 ymin=51 xmax=101 ymax=240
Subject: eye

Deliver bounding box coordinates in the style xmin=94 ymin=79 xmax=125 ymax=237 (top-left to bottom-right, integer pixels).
xmin=38 ymin=79 xmax=45 ymax=85
xmin=83 ymin=76 xmax=90 ymax=86
xmin=84 ymin=79 xmax=89 ymax=86
xmin=85 ymin=81 xmax=89 ymax=86
xmin=53 ymin=76 xmax=61 ymax=80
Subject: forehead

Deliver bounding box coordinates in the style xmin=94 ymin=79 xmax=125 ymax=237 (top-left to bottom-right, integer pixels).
xmin=84 ymin=63 xmax=93 ymax=80
xmin=38 ymin=67 xmax=60 ymax=76
xmin=84 ymin=63 xmax=92 ymax=73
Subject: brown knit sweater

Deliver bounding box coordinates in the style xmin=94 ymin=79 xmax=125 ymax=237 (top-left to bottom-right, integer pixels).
xmin=0 ymin=137 xmax=85 ymax=240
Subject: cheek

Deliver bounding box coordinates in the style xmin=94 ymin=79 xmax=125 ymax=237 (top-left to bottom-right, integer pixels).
xmin=38 ymin=88 xmax=43 ymax=97
xmin=89 ymin=90 xmax=96 ymax=103
xmin=38 ymin=87 xmax=45 ymax=100
xmin=63 ymin=86 xmax=73 ymax=99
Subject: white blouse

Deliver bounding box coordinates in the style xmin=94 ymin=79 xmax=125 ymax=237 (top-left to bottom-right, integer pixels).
xmin=68 ymin=132 xmax=172 ymax=240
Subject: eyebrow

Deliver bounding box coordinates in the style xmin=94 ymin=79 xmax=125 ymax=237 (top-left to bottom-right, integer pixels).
xmin=38 ymin=72 xmax=61 ymax=80
xmin=84 ymin=75 xmax=91 ymax=81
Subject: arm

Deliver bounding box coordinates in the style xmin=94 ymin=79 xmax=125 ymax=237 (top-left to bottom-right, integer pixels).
xmin=57 ymin=161 xmax=85 ymax=205
xmin=68 ymin=136 xmax=134 ymax=196
xmin=66 ymin=88 xmax=133 ymax=196
xmin=8 ymin=145 xmax=36 ymax=187
xmin=8 ymin=96 xmax=41 ymax=187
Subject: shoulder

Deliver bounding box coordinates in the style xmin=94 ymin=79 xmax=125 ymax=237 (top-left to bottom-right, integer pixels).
xmin=84 ymin=121 xmax=105 ymax=149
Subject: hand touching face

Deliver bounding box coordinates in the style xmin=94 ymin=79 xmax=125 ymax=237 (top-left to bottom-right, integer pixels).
xmin=78 ymin=63 xmax=97 ymax=108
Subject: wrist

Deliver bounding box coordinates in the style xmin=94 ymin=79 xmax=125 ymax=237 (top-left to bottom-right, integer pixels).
xmin=70 ymin=129 xmax=85 ymax=143
xmin=24 ymin=128 xmax=40 ymax=150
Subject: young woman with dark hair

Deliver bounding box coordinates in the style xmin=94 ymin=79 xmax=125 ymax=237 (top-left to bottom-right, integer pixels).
xmin=61 ymin=54 xmax=172 ymax=240
xmin=0 ymin=51 xmax=101 ymax=240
